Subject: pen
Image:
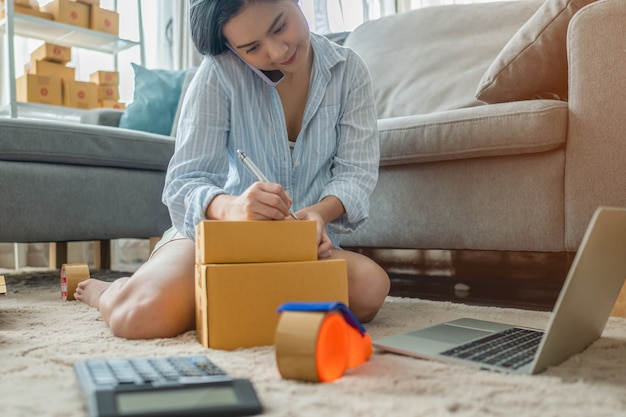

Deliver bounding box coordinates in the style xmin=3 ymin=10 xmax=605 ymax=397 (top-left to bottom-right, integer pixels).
xmin=237 ymin=149 xmax=298 ymax=220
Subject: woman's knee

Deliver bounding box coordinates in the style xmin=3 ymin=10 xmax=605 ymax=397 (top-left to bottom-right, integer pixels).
xmin=105 ymin=241 xmax=196 ymax=339
xmin=106 ymin=284 xmax=195 ymax=339
xmin=345 ymin=254 xmax=390 ymax=323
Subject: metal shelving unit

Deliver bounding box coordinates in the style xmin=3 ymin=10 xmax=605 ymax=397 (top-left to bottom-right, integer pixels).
xmin=0 ymin=0 xmax=145 ymax=120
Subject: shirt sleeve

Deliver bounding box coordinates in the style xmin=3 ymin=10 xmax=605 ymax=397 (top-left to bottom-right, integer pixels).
xmin=161 ymin=58 xmax=231 ymax=239
xmin=320 ymin=52 xmax=380 ymax=235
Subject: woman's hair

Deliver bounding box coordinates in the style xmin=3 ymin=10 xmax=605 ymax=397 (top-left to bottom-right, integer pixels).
xmin=189 ymin=0 xmax=287 ymax=56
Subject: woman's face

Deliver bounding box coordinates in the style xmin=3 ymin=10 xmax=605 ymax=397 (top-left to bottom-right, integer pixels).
xmin=222 ymin=0 xmax=311 ymax=75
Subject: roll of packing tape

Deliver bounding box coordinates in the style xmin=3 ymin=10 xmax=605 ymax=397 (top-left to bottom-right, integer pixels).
xmin=0 ymin=275 xmax=6 ymax=296
xmin=60 ymin=263 xmax=90 ymax=301
xmin=274 ymin=302 xmax=372 ymax=383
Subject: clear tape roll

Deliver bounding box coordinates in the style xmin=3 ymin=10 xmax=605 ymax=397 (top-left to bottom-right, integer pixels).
xmin=60 ymin=263 xmax=90 ymax=301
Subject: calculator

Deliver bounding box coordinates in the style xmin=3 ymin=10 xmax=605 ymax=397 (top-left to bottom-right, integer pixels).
xmin=73 ymin=355 xmax=263 ymax=417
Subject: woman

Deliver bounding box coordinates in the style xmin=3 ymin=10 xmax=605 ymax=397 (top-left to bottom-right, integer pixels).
xmin=75 ymin=0 xmax=390 ymax=339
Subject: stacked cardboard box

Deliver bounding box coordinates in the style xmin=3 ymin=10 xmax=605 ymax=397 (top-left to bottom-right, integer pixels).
xmin=90 ymin=70 xmax=124 ymax=109
xmin=41 ymin=0 xmax=89 ymax=28
xmin=26 ymin=42 xmax=75 ymax=84
xmin=38 ymin=0 xmax=119 ymax=35
xmin=0 ymin=0 xmax=53 ymax=19
xmin=87 ymin=0 xmax=119 ymax=36
xmin=17 ymin=43 xmax=69 ymax=106
xmin=194 ymin=220 xmax=349 ymax=350
xmin=19 ymin=42 xmax=102 ymax=109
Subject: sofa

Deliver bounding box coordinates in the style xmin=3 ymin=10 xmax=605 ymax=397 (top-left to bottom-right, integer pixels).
xmin=341 ymin=0 xmax=626 ymax=253
xmin=0 ymin=118 xmax=174 ymax=264
xmin=1 ymin=0 xmax=625 ymax=267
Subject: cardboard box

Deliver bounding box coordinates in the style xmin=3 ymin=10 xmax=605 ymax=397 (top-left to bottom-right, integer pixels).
xmin=90 ymin=70 xmax=119 ymax=86
xmin=0 ymin=3 xmax=54 ymax=19
xmin=90 ymin=6 xmax=119 ymax=35
xmin=30 ymin=42 xmax=71 ymax=64
xmin=75 ymin=0 xmax=100 ymax=5
xmin=1 ymin=0 xmax=38 ymax=8
xmin=17 ymin=0 xmax=37 ymax=6
xmin=97 ymin=85 xmax=119 ymax=101
xmin=195 ymin=220 xmax=318 ymax=264
xmin=63 ymin=80 xmax=98 ymax=109
xmin=42 ymin=0 xmax=89 ymax=28
xmin=196 ymin=259 xmax=348 ymax=350
xmin=16 ymin=74 xmax=63 ymax=106
xmin=99 ymin=100 xmax=125 ymax=110
xmin=26 ymin=60 xmax=75 ymax=83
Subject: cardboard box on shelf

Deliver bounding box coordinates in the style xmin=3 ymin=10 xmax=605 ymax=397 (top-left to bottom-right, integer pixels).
xmin=0 ymin=3 xmax=54 ymax=20
xmin=99 ymin=100 xmax=125 ymax=110
xmin=90 ymin=70 xmax=119 ymax=86
xmin=63 ymin=80 xmax=98 ymax=109
xmin=75 ymin=0 xmax=100 ymax=5
xmin=16 ymin=74 xmax=63 ymax=106
xmin=195 ymin=259 xmax=348 ymax=350
xmin=25 ymin=60 xmax=75 ymax=83
xmin=97 ymin=85 xmax=119 ymax=101
xmin=30 ymin=42 xmax=72 ymax=64
xmin=41 ymin=0 xmax=89 ymax=29
xmin=195 ymin=220 xmax=318 ymax=264
xmin=1 ymin=0 xmax=38 ymax=8
xmin=90 ymin=6 xmax=119 ymax=36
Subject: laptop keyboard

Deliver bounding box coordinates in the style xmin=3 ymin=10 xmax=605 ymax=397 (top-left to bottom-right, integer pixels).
xmin=440 ymin=327 xmax=543 ymax=370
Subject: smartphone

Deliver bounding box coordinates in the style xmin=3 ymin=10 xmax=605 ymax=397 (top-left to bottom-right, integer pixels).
xmin=226 ymin=44 xmax=285 ymax=87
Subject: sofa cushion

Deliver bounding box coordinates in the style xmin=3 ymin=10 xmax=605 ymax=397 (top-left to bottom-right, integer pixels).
xmin=377 ymin=100 xmax=568 ymax=166
xmin=119 ymin=63 xmax=191 ymax=136
xmin=344 ymin=0 xmax=543 ymax=119
xmin=476 ymin=0 xmax=598 ymax=103
xmin=0 ymin=118 xmax=174 ymax=171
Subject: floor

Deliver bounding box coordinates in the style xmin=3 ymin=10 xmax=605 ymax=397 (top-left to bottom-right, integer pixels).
xmin=348 ymin=248 xmax=575 ymax=311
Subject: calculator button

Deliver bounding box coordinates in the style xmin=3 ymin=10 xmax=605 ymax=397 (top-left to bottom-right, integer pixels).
xmin=87 ymin=360 xmax=117 ymax=386
xmin=107 ymin=359 xmax=143 ymax=384
xmin=192 ymin=358 xmax=228 ymax=376
xmin=129 ymin=359 xmax=161 ymax=383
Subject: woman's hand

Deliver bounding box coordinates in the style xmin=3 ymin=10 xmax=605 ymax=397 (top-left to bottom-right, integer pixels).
xmin=294 ymin=210 xmax=333 ymax=259
xmin=206 ymin=182 xmax=294 ymax=220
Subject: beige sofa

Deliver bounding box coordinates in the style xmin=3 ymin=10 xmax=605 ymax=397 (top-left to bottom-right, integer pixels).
xmin=340 ymin=0 xmax=626 ymax=253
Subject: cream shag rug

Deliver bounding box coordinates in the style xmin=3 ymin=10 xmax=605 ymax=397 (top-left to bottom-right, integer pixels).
xmin=2 ymin=272 xmax=626 ymax=417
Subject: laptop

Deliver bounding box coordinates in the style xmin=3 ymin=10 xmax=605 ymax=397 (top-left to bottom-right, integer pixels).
xmin=374 ymin=206 xmax=626 ymax=374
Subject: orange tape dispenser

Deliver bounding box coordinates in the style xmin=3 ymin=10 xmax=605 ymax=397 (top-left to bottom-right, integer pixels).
xmin=274 ymin=302 xmax=372 ymax=383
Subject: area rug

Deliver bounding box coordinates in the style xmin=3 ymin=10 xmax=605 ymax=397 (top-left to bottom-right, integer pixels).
xmin=2 ymin=271 xmax=626 ymax=417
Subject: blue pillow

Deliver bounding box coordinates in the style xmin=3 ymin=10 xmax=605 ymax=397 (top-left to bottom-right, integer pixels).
xmin=119 ymin=63 xmax=189 ymax=136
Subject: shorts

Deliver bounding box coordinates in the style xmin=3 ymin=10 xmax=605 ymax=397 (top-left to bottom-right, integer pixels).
xmin=150 ymin=226 xmax=189 ymax=257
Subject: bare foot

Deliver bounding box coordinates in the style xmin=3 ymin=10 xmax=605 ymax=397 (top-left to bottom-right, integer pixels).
xmin=74 ymin=279 xmax=112 ymax=310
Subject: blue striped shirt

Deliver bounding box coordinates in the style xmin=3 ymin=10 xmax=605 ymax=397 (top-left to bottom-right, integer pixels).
xmin=162 ymin=33 xmax=379 ymax=246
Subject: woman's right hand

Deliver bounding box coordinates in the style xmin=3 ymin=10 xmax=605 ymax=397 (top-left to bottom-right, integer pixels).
xmin=206 ymin=182 xmax=294 ymax=220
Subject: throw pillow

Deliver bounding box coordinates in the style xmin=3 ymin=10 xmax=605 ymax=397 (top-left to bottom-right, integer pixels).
xmin=119 ymin=63 xmax=189 ymax=136
xmin=475 ymin=0 xmax=597 ymax=104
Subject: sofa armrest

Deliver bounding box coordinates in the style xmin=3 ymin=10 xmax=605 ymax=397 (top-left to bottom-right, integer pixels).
xmin=80 ymin=108 xmax=125 ymax=128
xmin=564 ymin=0 xmax=626 ymax=250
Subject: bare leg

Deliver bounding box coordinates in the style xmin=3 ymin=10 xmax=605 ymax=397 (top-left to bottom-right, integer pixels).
xmin=75 ymin=239 xmax=196 ymax=339
xmin=330 ymin=249 xmax=390 ymax=323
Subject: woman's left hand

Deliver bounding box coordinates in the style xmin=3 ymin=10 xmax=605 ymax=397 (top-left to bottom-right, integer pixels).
xmin=294 ymin=210 xmax=332 ymax=259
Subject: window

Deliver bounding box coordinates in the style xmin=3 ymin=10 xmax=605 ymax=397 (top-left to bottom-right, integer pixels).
xmin=302 ymin=0 xmax=517 ymax=33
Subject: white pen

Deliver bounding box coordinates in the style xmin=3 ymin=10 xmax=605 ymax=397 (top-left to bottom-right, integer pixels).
xmin=237 ymin=149 xmax=298 ymax=220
